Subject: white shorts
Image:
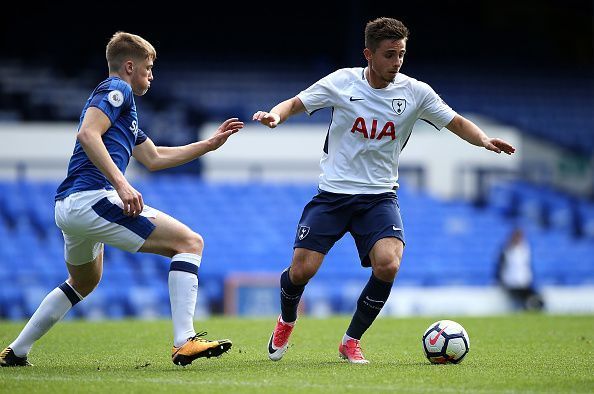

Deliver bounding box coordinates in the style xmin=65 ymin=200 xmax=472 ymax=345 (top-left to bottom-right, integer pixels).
xmin=55 ymin=189 xmax=159 ymax=265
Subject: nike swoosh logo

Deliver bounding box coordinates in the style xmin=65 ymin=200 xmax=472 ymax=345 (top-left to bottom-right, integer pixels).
xmin=392 ymin=226 xmax=402 ymax=231
xmin=349 ymin=97 xmax=364 ymax=101
xmin=429 ymin=326 xmax=447 ymax=345
xmin=268 ymin=333 xmax=276 ymax=354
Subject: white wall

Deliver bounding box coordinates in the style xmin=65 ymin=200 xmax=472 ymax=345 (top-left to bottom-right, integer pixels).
xmin=382 ymin=285 xmax=594 ymax=317
xmin=0 ymin=122 xmax=145 ymax=179
xmin=223 ymin=276 xmax=594 ymax=316
xmin=0 ymin=123 xmax=75 ymax=179
xmin=393 ymin=114 xmax=522 ymax=199
xmin=521 ymin=135 xmax=594 ymax=195
xmin=0 ymin=123 xmax=76 ymax=160
xmin=5 ymin=116 xmax=590 ymax=200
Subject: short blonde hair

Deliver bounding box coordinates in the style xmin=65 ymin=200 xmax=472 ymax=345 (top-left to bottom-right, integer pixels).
xmin=106 ymin=31 xmax=156 ymax=72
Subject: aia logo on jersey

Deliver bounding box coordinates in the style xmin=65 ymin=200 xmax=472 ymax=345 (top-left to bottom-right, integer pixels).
xmin=351 ymin=118 xmax=396 ymax=140
xmin=392 ymin=99 xmax=406 ymax=115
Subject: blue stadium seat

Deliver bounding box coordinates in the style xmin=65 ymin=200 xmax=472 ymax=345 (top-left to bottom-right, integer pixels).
xmin=1 ymin=177 xmax=593 ymax=319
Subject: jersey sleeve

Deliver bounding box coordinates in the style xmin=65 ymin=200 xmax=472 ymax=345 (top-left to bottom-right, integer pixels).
xmin=135 ymin=128 xmax=148 ymax=145
xmin=297 ymin=70 xmax=343 ymax=114
xmin=417 ymin=82 xmax=457 ymax=130
xmin=89 ymin=83 xmax=132 ymax=125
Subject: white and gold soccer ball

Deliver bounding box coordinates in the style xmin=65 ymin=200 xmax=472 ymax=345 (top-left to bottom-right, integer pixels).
xmin=422 ymin=319 xmax=470 ymax=364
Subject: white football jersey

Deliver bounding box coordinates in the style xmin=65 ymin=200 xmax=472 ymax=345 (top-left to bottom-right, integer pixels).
xmin=297 ymin=67 xmax=457 ymax=194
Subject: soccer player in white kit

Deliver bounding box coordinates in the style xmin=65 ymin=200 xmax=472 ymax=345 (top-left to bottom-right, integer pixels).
xmin=253 ymin=17 xmax=515 ymax=364
xmin=0 ymin=32 xmax=243 ymax=367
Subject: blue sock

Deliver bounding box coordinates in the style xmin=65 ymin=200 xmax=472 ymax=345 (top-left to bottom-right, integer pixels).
xmin=346 ymin=273 xmax=393 ymax=339
xmin=280 ymin=268 xmax=305 ymax=323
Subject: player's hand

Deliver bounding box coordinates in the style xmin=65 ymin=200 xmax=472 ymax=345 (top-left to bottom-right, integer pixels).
xmin=253 ymin=111 xmax=281 ymax=128
xmin=208 ymin=118 xmax=244 ymax=151
xmin=116 ymin=181 xmax=144 ymax=217
xmin=483 ymin=138 xmax=516 ymax=155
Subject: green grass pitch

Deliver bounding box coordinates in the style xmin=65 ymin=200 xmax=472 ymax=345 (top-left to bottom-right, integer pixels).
xmin=1 ymin=314 xmax=592 ymax=393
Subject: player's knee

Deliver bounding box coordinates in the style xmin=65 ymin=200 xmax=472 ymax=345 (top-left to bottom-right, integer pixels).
xmin=69 ymin=272 xmax=101 ymax=297
xmin=175 ymin=231 xmax=204 ymax=255
xmin=374 ymin=259 xmax=401 ymax=282
xmin=289 ymin=262 xmax=316 ymax=285
xmin=289 ymin=267 xmax=312 ymax=285
xmin=290 ymin=249 xmax=323 ymax=284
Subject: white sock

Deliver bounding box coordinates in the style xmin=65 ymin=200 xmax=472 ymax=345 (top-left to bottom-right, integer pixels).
xmin=169 ymin=253 xmax=201 ymax=348
xmin=10 ymin=283 xmax=82 ymax=357
xmin=342 ymin=333 xmax=356 ymax=345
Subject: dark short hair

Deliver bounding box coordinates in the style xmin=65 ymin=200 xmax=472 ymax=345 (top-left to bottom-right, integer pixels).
xmin=365 ymin=17 xmax=410 ymax=51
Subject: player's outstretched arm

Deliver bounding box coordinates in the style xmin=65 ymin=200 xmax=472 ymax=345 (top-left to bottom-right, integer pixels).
xmin=446 ymin=115 xmax=516 ymax=155
xmin=253 ymin=96 xmax=306 ymax=128
xmin=133 ymin=117 xmax=243 ymax=171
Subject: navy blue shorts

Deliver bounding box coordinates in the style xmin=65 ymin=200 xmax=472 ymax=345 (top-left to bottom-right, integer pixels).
xmin=294 ymin=189 xmax=405 ymax=267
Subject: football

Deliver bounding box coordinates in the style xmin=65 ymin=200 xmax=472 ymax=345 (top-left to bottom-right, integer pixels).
xmin=422 ymin=319 xmax=470 ymax=364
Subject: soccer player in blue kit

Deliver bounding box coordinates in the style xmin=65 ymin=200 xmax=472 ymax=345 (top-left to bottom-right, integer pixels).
xmin=0 ymin=32 xmax=243 ymax=367
xmin=253 ymin=17 xmax=515 ymax=364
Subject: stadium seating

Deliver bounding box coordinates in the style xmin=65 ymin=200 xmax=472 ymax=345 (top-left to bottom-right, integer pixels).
xmin=0 ymin=60 xmax=592 ymax=318
xmin=487 ymin=180 xmax=594 ymax=239
xmin=0 ymin=176 xmax=593 ymax=319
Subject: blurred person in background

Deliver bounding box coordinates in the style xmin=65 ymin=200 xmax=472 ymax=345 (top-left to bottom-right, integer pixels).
xmin=0 ymin=31 xmax=243 ymax=367
xmin=253 ymin=17 xmax=516 ymax=364
xmin=496 ymin=227 xmax=545 ymax=312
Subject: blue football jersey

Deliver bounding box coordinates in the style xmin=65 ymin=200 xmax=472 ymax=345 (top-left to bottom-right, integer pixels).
xmin=55 ymin=77 xmax=148 ymax=200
